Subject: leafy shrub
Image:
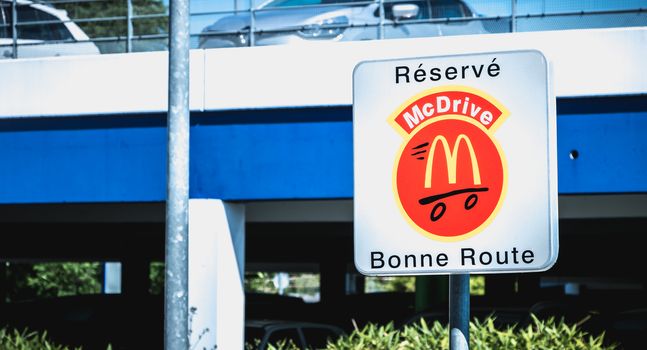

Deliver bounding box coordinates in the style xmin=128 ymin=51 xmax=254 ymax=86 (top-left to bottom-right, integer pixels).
xmin=5 ymin=262 xmax=102 ymax=301
xmin=0 ymin=328 xmax=82 ymax=350
xmin=253 ymin=315 xmax=617 ymax=350
xmin=149 ymin=261 xmax=165 ymax=295
xmin=27 ymin=262 xmax=101 ymax=298
xmin=468 ymin=315 xmax=615 ymax=350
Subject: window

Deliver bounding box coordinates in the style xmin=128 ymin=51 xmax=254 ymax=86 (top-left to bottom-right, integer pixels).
xmin=17 ymin=5 xmax=73 ymax=41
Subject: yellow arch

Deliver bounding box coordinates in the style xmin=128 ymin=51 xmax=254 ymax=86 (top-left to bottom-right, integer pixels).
xmin=424 ymin=134 xmax=481 ymax=188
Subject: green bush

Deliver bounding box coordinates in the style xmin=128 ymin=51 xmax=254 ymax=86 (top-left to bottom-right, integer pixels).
xmin=27 ymin=262 xmax=101 ymax=298
xmin=253 ymin=315 xmax=617 ymax=350
xmin=0 ymin=328 xmax=82 ymax=350
xmin=4 ymin=262 xmax=102 ymax=302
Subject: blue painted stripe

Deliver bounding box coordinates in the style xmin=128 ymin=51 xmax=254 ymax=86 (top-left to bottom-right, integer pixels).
xmin=557 ymin=95 xmax=647 ymax=194
xmin=0 ymin=98 xmax=645 ymax=203
xmin=557 ymin=112 xmax=647 ymax=194
xmin=0 ymin=121 xmax=167 ymax=203
xmin=191 ymin=112 xmax=353 ymax=200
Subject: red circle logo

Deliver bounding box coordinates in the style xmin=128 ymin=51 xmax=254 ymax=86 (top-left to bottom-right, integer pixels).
xmin=390 ymin=88 xmax=508 ymax=241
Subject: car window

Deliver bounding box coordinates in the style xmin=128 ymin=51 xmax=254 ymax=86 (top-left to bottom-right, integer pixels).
xmin=266 ymin=328 xmax=302 ymax=348
xmin=301 ymin=327 xmax=339 ymax=349
xmin=0 ymin=3 xmax=11 ymax=38
xmin=245 ymin=327 xmax=265 ymax=346
xmin=17 ymin=5 xmax=73 ymax=41
xmin=432 ymin=0 xmax=470 ymax=18
xmin=263 ymin=0 xmax=358 ymax=8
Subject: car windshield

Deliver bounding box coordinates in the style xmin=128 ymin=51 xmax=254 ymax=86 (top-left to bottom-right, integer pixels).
xmin=245 ymin=327 xmax=265 ymax=344
xmin=260 ymin=0 xmax=359 ymax=9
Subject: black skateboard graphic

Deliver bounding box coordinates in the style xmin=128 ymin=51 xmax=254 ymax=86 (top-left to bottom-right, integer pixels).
xmin=418 ymin=187 xmax=489 ymax=222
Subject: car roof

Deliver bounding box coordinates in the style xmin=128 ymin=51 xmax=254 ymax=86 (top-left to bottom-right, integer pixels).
xmin=246 ymin=319 xmax=343 ymax=331
xmin=2 ymin=0 xmax=31 ymax=4
xmin=2 ymin=0 xmax=69 ymax=18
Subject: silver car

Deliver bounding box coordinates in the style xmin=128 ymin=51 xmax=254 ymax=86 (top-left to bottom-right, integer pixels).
xmin=0 ymin=0 xmax=100 ymax=59
xmin=199 ymin=0 xmax=488 ymax=49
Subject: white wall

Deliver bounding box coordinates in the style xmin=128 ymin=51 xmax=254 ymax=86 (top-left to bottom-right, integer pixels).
xmin=188 ymin=199 xmax=245 ymax=350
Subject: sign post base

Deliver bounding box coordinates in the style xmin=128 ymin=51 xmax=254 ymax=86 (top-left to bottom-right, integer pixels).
xmin=449 ymin=273 xmax=470 ymax=350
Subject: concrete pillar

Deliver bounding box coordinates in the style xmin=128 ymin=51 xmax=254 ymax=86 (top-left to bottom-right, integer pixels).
xmin=188 ymin=199 xmax=245 ymax=350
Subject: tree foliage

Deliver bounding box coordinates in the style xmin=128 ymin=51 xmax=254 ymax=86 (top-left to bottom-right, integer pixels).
xmin=26 ymin=262 xmax=101 ymax=298
xmin=4 ymin=262 xmax=101 ymax=301
xmin=245 ymin=271 xmax=277 ymax=293
xmin=366 ymin=276 xmax=415 ymax=293
xmin=56 ymin=0 xmax=168 ymax=39
xmin=470 ymin=275 xmax=485 ymax=295
xmin=149 ymin=261 xmax=164 ymax=295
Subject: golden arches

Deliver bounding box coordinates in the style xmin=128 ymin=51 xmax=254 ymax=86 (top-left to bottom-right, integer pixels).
xmin=424 ymin=134 xmax=481 ymax=188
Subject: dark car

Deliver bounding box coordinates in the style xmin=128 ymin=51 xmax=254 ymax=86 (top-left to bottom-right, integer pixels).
xmin=245 ymin=319 xmax=344 ymax=350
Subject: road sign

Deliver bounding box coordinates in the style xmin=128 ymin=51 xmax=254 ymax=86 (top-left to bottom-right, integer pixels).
xmin=353 ymin=50 xmax=558 ymax=275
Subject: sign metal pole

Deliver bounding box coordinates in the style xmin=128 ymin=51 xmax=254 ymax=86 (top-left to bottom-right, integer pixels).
xmin=449 ymin=273 xmax=470 ymax=350
xmin=165 ymin=0 xmax=190 ymax=348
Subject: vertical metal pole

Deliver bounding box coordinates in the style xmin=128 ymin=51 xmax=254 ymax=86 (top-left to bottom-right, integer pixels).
xmin=510 ymin=0 xmax=517 ymax=33
xmin=165 ymin=0 xmax=190 ymax=348
xmin=11 ymin=0 xmax=17 ymax=59
xmin=449 ymin=274 xmax=470 ymax=350
xmin=127 ymin=0 xmax=133 ymax=52
xmin=249 ymin=0 xmax=255 ymax=46
xmin=378 ymin=0 xmax=385 ymax=40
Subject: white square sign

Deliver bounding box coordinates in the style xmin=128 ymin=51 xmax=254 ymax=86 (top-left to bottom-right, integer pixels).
xmin=353 ymin=50 xmax=558 ymax=275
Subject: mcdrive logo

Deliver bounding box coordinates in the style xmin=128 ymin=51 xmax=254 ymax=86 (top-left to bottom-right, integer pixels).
xmin=390 ymin=86 xmax=509 ymax=241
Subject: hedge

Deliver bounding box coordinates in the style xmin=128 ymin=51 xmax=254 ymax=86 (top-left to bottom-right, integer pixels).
xmin=253 ymin=315 xmax=617 ymax=350
xmin=0 ymin=328 xmax=82 ymax=350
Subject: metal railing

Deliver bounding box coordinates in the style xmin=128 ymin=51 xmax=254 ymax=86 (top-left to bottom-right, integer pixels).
xmin=0 ymin=0 xmax=645 ymax=59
